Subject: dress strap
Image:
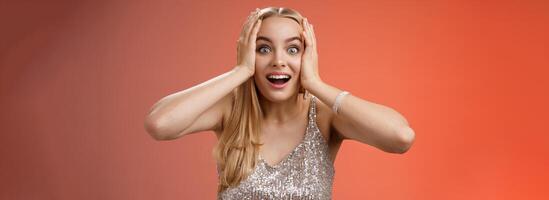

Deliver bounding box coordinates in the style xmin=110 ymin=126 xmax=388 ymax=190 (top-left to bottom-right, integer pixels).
xmin=308 ymin=95 xmax=317 ymax=124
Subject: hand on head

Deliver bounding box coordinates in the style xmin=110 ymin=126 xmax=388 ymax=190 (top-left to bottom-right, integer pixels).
xmin=236 ymin=8 xmax=263 ymax=77
xmin=299 ymin=17 xmax=321 ymax=91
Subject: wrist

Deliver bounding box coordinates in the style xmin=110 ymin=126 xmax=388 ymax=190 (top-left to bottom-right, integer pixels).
xmin=332 ymin=91 xmax=350 ymax=115
xmin=234 ymin=65 xmax=254 ymax=78
xmin=302 ymin=78 xmax=323 ymax=90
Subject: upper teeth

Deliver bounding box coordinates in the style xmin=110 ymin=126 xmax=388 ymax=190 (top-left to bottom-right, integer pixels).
xmin=268 ymin=74 xmax=290 ymax=79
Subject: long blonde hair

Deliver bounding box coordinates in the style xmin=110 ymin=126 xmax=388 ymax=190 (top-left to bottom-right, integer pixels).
xmin=213 ymin=7 xmax=305 ymax=192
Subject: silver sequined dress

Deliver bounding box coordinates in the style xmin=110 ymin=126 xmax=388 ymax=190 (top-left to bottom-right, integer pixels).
xmin=217 ymin=96 xmax=335 ymax=200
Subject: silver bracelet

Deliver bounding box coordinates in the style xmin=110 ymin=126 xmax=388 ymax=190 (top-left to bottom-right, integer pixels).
xmin=332 ymin=91 xmax=350 ymax=114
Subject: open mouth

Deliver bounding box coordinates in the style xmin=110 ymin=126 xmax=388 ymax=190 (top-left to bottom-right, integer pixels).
xmin=266 ymin=74 xmax=291 ymax=85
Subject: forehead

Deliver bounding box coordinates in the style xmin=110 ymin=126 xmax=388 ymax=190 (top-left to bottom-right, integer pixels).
xmin=257 ymin=16 xmax=302 ymax=41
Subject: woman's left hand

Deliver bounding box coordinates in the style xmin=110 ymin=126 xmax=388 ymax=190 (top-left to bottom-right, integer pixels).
xmin=300 ymin=18 xmax=322 ymax=90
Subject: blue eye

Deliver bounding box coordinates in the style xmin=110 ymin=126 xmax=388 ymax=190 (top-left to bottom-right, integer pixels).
xmin=256 ymin=45 xmax=299 ymax=55
xmin=257 ymin=46 xmax=271 ymax=54
xmin=288 ymin=47 xmax=299 ymax=55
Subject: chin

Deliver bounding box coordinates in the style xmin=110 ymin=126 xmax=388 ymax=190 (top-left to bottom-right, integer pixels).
xmin=256 ymin=82 xmax=298 ymax=102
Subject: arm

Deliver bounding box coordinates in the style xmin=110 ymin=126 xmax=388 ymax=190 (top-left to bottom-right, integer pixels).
xmin=308 ymin=81 xmax=415 ymax=154
xmin=144 ymin=9 xmax=263 ymax=141
xmin=299 ymin=18 xmax=414 ymax=153
xmin=144 ymin=67 xmax=252 ymax=140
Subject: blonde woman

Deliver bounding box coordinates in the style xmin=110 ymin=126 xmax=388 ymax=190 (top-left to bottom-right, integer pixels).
xmin=144 ymin=7 xmax=415 ymax=199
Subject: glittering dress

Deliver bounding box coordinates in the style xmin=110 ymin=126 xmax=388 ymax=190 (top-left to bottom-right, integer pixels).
xmin=217 ymin=96 xmax=335 ymax=200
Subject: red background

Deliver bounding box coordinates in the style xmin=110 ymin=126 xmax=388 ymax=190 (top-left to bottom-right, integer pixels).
xmin=1 ymin=0 xmax=548 ymax=199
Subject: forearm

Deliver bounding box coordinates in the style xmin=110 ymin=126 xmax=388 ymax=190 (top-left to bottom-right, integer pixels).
xmin=311 ymin=81 xmax=408 ymax=127
xmin=307 ymin=80 xmax=412 ymax=150
xmin=146 ymin=67 xmax=251 ymax=134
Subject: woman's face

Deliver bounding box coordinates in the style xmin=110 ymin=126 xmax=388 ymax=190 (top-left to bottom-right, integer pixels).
xmin=254 ymin=16 xmax=304 ymax=102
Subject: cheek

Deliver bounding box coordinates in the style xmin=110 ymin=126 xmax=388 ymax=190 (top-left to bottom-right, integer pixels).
xmin=255 ymin=56 xmax=269 ymax=69
xmin=289 ymin=57 xmax=302 ymax=73
xmin=253 ymin=62 xmax=267 ymax=82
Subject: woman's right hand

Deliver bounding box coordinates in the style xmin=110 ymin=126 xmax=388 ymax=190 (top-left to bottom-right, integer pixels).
xmin=236 ymin=8 xmax=263 ymax=77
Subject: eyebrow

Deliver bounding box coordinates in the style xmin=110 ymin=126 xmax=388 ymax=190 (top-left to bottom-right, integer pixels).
xmin=256 ymin=36 xmax=302 ymax=43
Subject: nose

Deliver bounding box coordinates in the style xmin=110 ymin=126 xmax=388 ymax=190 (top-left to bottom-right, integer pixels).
xmin=271 ymin=51 xmax=287 ymax=68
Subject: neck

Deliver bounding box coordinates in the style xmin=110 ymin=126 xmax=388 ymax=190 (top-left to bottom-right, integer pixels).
xmin=259 ymin=93 xmax=306 ymax=124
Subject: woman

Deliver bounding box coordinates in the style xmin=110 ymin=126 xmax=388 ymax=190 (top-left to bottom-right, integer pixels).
xmin=144 ymin=7 xmax=415 ymax=199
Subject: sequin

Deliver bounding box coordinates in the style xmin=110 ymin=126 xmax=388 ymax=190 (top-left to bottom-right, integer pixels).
xmin=217 ymin=96 xmax=335 ymax=200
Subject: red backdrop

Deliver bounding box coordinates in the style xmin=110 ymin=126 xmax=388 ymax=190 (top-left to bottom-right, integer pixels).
xmin=1 ymin=0 xmax=548 ymax=199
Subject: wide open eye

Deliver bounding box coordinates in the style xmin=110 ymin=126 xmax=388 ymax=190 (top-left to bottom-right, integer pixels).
xmin=288 ymin=46 xmax=299 ymax=55
xmin=257 ymin=45 xmax=271 ymax=54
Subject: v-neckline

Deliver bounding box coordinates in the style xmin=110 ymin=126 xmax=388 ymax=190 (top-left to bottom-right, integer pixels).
xmin=259 ymin=126 xmax=310 ymax=168
xmin=258 ymin=96 xmax=314 ymax=169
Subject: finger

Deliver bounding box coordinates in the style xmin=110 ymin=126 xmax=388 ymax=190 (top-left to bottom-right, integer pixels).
xmin=305 ymin=19 xmax=314 ymax=49
xmin=244 ymin=12 xmax=260 ymax=44
xmin=310 ymin=24 xmax=317 ymax=49
xmin=241 ymin=12 xmax=254 ymax=33
xmin=244 ymin=18 xmax=259 ymax=45
xmin=240 ymin=10 xmax=259 ymax=41
xmin=311 ymin=24 xmax=318 ymax=57
xmin=302 ymin=18 xmax=312 ymax=49
xmin=249 ymin=18 xmax=262 ymax=45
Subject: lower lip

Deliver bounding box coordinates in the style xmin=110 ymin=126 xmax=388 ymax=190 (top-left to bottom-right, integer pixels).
xmin=268 ymin=80 xmax=289 ymax=89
